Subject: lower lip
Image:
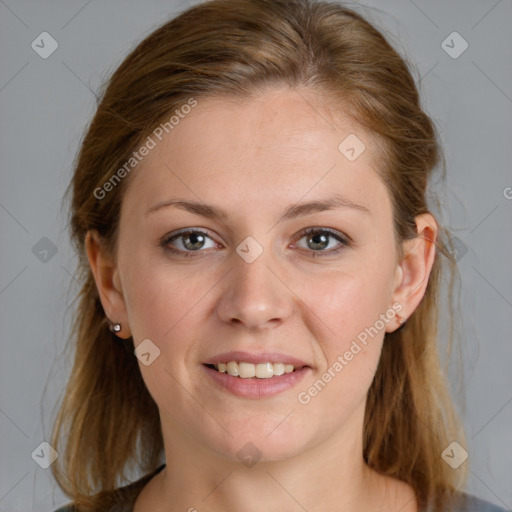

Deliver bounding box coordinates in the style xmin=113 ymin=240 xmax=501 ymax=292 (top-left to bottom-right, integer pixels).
xmin=202 ymin=364 xmax=311 ymax=398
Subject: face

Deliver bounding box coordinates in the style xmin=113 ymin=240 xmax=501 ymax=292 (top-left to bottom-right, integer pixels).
xmin=88 ymin=86 xmax=435 ymax=463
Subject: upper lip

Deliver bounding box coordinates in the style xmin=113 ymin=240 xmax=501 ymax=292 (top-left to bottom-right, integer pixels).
xmin=203 ymin=351 xmax=310 ymax=368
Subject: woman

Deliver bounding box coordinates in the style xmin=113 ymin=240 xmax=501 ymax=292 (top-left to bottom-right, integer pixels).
xmin=51 ymin=0 xmax=507 ymax=511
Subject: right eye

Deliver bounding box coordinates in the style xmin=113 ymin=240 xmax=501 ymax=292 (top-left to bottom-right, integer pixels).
xmin=161 ymin=229 xmax=219 ymax=257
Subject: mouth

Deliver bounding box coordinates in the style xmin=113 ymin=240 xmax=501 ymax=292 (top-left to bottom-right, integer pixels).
xmin=204 ymin=361 xmax=306 ymax=379
xmin=202 ymin=352 xmax=311 ymax=398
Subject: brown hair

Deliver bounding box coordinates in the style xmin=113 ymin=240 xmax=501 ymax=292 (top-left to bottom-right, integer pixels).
xmin=51 ymin=0 xmax=467 ymax=510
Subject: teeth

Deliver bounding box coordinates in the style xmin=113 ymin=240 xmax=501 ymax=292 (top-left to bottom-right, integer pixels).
xmin=226 ymin=361 xmax=239 ymax=377
xmin=273 ymin=363 xmax=285 ymax=376
xmin=255 ymin=362 xmax=273 ymax=378
xmin=212 ymin=361 xmax=298 ymax=378
xmin=239 ymin=362 xmax=256 ymax=378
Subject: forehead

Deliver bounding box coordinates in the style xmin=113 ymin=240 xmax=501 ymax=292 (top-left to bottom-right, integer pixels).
xmin=160 ymin=88 xmax=374 ymax=160
xmin=121 ymin=87 xmax=390 ymax=219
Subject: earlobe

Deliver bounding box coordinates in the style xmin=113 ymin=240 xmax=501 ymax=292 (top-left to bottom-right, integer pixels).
xmin=85 ymin=230 xmax=132 ymax=338
xmin=386 ymin=213 xmax=438 ymax=333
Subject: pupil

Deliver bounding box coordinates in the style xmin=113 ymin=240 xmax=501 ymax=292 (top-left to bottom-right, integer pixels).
xmin=185 ymin=233 xmax=204 ymax=250
xmin=310 ymin=233 xmax=328 ymax=250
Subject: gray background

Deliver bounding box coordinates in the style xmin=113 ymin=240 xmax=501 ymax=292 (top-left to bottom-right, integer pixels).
xmin=0 ymin=0 xmax=511 ymax=511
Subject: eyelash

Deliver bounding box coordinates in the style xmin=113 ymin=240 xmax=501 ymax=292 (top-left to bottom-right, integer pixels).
xmin=160 ymin=227 xmax=350 ymax=259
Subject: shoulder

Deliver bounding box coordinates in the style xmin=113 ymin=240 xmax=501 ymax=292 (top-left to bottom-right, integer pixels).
xmin=448 ymin=491 xmax=509 ymax=512
xmin=50 ymin=463 xmax=166 ymax=512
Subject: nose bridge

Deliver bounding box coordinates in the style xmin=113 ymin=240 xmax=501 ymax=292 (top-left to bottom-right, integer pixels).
xmin=216 ymin=244 xmax=292 ymax=328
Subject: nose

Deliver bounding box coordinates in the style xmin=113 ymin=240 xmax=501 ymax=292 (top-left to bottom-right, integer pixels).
xmin=216 ymin=250 xmax=293 ymax=330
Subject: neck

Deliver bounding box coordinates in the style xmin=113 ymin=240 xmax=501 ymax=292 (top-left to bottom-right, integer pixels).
xmin=143 ymin=411 xmax=396 ymax=512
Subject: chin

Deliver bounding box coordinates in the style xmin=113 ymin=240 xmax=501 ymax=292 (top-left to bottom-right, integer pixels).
xmin=201 ymin=417 xmax=313 ymax=464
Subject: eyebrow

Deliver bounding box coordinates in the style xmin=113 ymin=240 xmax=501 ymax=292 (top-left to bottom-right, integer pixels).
xmin=146 ymin=194 xmax=371 ymax=222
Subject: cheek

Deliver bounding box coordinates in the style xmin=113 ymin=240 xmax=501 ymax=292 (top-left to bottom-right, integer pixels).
xmin=294 ymin=259 xmax=395 ymax=347
xmin=121 ymin=252 xmax=211 ymax=342
xmin=292 ymin=270 xmax=390 ymax=426
xmin=291 ymin=255 xmax=395 ymax=404
xmin=121 ymin=258 xmax=211 ymax=404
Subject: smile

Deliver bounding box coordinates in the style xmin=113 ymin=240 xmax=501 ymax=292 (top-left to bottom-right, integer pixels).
xmin=203 ymin=363 xmax=310 ymax=399
xmin=208 ymin=361 xmax=299 ymax=378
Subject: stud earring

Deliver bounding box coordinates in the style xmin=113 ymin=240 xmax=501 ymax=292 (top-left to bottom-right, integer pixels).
xmin=109 ymin=321 xmax=122 ymax=334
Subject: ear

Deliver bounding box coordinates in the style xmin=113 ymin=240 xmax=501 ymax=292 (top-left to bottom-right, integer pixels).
xmin=85 ymin=230 xmax=132 ymax=339
xmin=386 ymin=213 xmax=438 ymax=333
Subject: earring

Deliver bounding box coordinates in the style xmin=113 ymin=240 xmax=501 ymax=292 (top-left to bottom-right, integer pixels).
xmin=109 ymin=321 xmax=122 ymax=334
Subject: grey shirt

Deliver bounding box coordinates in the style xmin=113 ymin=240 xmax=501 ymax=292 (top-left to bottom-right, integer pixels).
xmin=52 ymin=464 xmax=509 ymax=512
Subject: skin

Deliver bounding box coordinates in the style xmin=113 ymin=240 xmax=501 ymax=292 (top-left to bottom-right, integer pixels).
xmin=86 ymin=86 xmax=437 ymax=511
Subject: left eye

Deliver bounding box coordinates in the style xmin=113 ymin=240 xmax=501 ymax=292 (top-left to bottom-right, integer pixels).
xmin=293 ymin=228 xmax=348 ymax=255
